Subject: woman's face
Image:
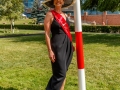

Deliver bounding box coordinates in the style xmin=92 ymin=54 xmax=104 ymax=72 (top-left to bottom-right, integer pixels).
xmin=54 ymin=0 xmax=64 ymax=7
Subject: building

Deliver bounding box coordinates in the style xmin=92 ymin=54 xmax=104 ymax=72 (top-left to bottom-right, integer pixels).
xmin=23 ymin=0 xmax=34 ymax=17
xmin=23 ymin=0 xmax=44 ymax=17
xmin=23 ymin=0 xmax=74 ymax=18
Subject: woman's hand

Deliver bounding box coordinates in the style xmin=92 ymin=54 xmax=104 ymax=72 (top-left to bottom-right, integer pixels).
xmin=49 ymin=50 xmax=56 ymax=63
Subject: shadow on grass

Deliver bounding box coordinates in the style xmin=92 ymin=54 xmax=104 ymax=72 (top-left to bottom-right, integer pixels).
xmin=0 ymin=30 xmax=4 ymax=33
xmin=1 ymin=32 xmax=120 ymax=46
xmin=12 ymin=34 xmax=46 ymax=44
xmin=14 ymin=32 xmax=120 ymax=47
xmin=0 ymin=87 xmax=17 ymax=90
xmin=72 ymin=33 xmax=120 ymax=46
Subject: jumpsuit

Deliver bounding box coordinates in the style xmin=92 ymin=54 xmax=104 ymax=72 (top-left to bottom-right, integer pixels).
xmin=46 ymin=17 xmax=73 ymax=90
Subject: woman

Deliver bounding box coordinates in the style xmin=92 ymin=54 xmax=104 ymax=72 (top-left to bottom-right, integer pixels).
xmin=43 ymin=0 xmax=75 ymax=90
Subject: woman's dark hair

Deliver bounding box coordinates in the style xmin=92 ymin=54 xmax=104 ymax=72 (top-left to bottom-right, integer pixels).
xmin=51 ymin=0 xmax=54 ymax=4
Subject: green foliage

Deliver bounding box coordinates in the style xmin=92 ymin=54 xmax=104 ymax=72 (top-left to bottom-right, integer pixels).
xmin=71 ymin=25 xmax=120 ymax=33
xmin=0 ymin=0 xmax=24 ymax=20
xmin=31 ymin=0 xmax=48 ymax=23
xmin=1 ymin=24 xmax=120 ymax=33
xmin=0 ymin=0 xmax=24 ymax=31
xmin=0 ymin=24 xmax=44 ymax=30
xmin=81 ymin=0 xmax=98 ymax=10
xmin=82 ymin=0 xmax=120 ymax=12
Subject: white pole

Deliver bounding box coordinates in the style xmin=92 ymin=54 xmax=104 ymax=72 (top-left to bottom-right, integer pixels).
xmin=74 ymin=0 xmax=86 ymax=90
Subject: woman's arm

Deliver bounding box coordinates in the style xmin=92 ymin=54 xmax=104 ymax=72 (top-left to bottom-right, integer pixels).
xmin=44 ymin=12 xmax=55 ymax=63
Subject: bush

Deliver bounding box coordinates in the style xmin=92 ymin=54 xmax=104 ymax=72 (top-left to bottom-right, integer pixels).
xmin=70 ymin=25 xmax=120 ymax=33
xmin=0 ymin=24 xmax=44 ymax=30
xmin=0 ymin=24 xmax=120 ymax=33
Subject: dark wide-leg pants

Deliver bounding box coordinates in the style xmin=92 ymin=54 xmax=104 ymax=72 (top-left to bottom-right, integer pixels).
xmin=46 ymin=37 xmax=73 ymax=90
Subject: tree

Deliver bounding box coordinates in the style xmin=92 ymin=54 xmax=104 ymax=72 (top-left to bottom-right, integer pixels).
xmin=31 ymin=0 xmax=48 ymax=24
xmin=0 ymin=0 xmax=24 ymax=33
xmin=81 ymin=0 xmax=120 ymax=12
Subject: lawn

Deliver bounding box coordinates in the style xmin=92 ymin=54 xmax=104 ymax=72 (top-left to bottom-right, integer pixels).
xmin=0 ymin=18 xmax=34 ymax=25
xmin=0 ymin=29 xmax=44 ymax=37
xmin=0 ymin=32 xmax=120 ymax=90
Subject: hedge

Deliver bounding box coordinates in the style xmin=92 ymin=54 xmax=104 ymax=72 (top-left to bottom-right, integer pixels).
xmin=0 ymin=24 xmax=120 ymax=33
xmin=0 ymin=24 xmax=44 ymax=30
xmin=72 ymin=25 xmax=120 ymax=33
xmin=81 ymin=25 xmax=120 ymax=33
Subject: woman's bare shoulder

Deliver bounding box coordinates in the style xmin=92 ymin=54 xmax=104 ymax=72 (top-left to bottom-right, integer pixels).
xmin=44 ymin=11 xmax=54 ymax=24
xmin=46 ymin=11 xmax=53 ymax=17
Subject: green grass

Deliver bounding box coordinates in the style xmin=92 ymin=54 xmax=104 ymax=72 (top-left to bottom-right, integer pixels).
xmin=0 ymin=32 xmax=120 ymax=90
xmin=83 ymin=33 xmax=120 ymax=90
xmin=0 ymin=18 xmax=34 ymax=25
xmin=0 ymin=29 xmax=44 ymax=36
